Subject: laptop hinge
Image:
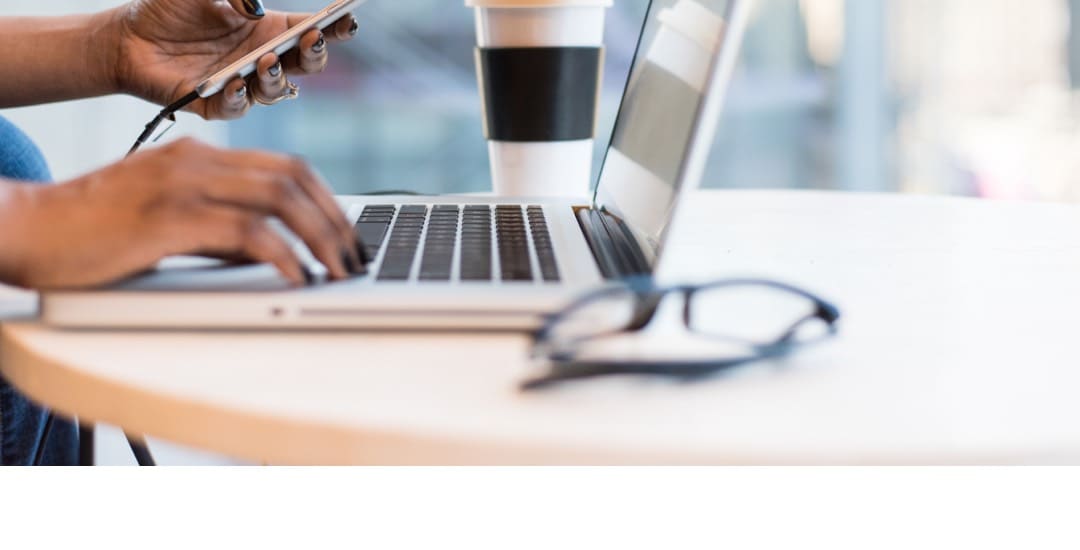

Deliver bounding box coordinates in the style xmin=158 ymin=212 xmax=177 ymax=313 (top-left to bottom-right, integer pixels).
xmin=574 ymin=207 xmax=651 ymax=280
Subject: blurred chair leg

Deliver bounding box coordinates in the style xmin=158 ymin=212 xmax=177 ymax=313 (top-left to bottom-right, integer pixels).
xmin=32 ymin=412 xmax=57 ymax=466
xmin=125 ymin=433 xmax=157 ymax=466
xmin=74 ymin=420 xmax=156 ymax=466
xmin=78 ymin=421 xmax=94 ymax=466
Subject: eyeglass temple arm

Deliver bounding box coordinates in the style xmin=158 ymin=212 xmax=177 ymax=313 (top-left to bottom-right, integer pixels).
xmin=770 ymin=303 xmax=842 ymax=348
xmin=520 ymin=356 xmax=767 ymax=392
xmin=521 ymin=361 xmax=673 ymax=391
xmin=127 ymin=91 xmax=200 ymax=157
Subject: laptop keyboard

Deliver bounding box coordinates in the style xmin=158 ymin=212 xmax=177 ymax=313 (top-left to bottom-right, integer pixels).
xmin=353 ymin=204 xmax=560 ymax=284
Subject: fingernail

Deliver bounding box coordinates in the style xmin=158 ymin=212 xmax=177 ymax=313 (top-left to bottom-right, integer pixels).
xmin=340 ymin=250 xmax=354 ymax=275
xmin=312 ymin=34 xmax=326 ymax=54
xmin=348 ymin=19 xmax=359 ymax=36
xmin=242 ymin=0 xmax=265 ymax=17
xmin=235 ymin=85 xmax=247 ymax=100
xmin=243 ymin=0 xmax=265 ymax=17
xmin=268 ymin=62 xmax=281 ymax=78
xmin=356 ymin=241 xmax=371 ymax=265
xmin=342 ymin=249 xmax=367 ymax=275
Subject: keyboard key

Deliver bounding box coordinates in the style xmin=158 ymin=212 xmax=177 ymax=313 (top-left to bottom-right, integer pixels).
xmin=495 ymin=206 xmax=533 ymax=282
xmin=419 ymin=206 xmax=459 ymax=282
xmin=459 ymin=205 xmax=492 ymax=281
xmin=379 ymin=219 xmax=424 ymax=282
xmin=354 ymin=221 xmax=390 ymax=257
xmin=527 ymin=207 xmax=560 ymax=282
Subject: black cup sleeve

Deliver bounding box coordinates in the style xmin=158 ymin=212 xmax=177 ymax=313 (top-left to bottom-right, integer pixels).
xmin=476 ymin=47 xmax=603 ymax=142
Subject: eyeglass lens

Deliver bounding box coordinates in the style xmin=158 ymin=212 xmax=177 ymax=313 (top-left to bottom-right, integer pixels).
xmin=687 ymin=285 xmax=829 ymax=344
xmin=545 ymin=287 xmax=643 ymax=344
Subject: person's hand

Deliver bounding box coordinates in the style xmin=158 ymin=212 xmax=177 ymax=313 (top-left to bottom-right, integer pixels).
xmin=110 ymin=0 xmax=358 ymax=120
xmin=0 ymin=138 xmax=365 ymax=290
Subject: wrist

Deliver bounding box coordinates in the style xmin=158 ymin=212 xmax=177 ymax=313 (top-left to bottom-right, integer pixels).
xmin=87 ymin=7 xmax=128 ymax=96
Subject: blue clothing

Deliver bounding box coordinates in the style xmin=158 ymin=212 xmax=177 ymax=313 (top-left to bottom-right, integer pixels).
xmin=0 ymin=115 xmax=79 ymax=466
xmin=0 ymin=117 xmax=51 ymax=182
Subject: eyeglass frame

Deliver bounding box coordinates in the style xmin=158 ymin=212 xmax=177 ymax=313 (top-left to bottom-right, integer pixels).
xmin=522 ymin=277 xmax=842 ymax=391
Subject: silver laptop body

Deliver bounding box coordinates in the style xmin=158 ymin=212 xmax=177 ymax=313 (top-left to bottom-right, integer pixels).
xmin=42 ymin=0 xmax=752 ymax=330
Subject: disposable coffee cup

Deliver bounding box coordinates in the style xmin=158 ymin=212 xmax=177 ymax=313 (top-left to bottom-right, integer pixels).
xmin=469 ymin=0 xmax=613 ymax=198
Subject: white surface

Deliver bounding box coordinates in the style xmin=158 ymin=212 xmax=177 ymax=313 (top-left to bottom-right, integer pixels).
xmin=487 ymin=140 xmax=595 ymax=198
xmin=5 ymin=190 xmax=1080 ymax=464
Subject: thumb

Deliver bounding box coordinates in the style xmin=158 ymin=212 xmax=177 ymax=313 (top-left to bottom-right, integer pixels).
xmin=226 ymin=0 xmax=267 ymax=20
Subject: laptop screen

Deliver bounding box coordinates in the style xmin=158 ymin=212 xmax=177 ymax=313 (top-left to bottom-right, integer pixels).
xmin=594 ymin=0 xmax=748 ymax=262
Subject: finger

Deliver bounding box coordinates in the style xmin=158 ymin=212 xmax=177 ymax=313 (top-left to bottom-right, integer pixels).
xmin=251 ymin=53 xmax=287 ymax=104
xmin=327 ymin=15 xmax=360 ymax=42
xmin=296 ymin=29 xmax=328 ymax=74
xmin=204 ymin=78 xmax=251 ymax=121
xmin=286 ymin=160 xmax=367 ymax=266
xmin=226 ymin=0 xmax=267 ymax=20
xmin=196 ymin=163 xmax=355 ymax=280
xmin=210 ymin=151 xmax=355 ymax=243
xmin=209 ymin=150 xmax=362 ymax=267
xmin=190 ymin=207 xmax=307 ymax=287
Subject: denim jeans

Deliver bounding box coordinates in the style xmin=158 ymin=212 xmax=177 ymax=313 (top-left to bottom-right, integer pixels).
xmin=0 ymin=115 xmax=79 ymax=466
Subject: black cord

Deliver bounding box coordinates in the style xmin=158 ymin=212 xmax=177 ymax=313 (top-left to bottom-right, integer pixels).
xmin=125 ymin=433 xmax=157 ymax=466
xmin=32 ymin=413 xmax=57 ymax=465
xmin=127 ymin=91 xmax=201 ymax=157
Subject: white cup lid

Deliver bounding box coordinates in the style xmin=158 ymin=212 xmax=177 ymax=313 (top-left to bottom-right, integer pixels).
xmin=467 ymin=0 xmax=612 ymax=7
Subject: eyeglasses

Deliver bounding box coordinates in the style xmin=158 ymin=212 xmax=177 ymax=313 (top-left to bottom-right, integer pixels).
xmin=521 ymin=277 xmax=841 ymax=391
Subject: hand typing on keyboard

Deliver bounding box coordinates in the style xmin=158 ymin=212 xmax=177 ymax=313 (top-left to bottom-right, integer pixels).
xmin=0 ymin=138 xmax=368 ymax=290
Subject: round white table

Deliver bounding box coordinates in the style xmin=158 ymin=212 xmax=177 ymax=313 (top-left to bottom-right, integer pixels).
xmin=4 ymin=190 xmax=1080 ymax=464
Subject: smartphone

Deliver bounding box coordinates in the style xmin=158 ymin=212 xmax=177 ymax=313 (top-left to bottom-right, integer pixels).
xmin=195 ymin=0 xmax=366 ymax=98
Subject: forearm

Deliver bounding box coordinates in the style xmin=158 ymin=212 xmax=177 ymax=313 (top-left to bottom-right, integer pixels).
xmin=0 ymin=10 xmax=122 ymax=107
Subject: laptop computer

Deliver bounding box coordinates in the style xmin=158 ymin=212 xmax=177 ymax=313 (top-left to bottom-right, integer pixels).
xmin=41 ymin=0 xmax=753 ymax=331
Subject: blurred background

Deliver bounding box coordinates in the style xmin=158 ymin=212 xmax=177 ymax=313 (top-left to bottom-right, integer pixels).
xmin=8 ymin=0 xmax=1080 ymax=201
xmin=9 ymin=0 xmax=1080 ymax=202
